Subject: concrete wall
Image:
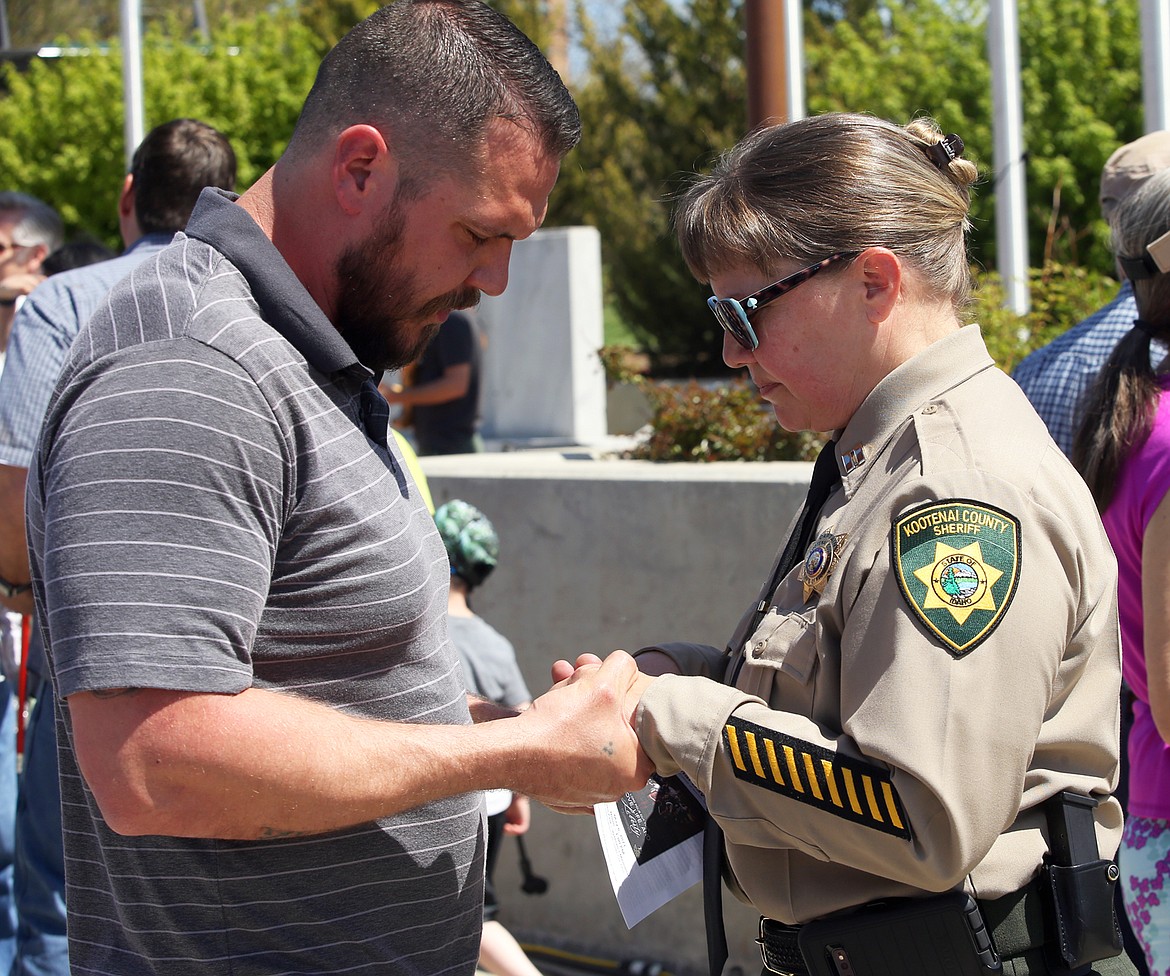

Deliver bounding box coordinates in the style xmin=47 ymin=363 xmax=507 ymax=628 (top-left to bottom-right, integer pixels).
xmin=420 ymin=452 xmax=812 ymax=976
xmin=477 ymin=227 xmax=608 ymax=445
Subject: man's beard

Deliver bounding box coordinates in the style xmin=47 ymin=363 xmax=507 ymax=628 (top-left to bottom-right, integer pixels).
xmin=333 ymin=197 xmax=480 ymax=372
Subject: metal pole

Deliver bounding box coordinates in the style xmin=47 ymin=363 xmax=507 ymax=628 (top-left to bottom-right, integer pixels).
xmin=121 ymin=0 xmax=145 ymax=171
xmin=782 ymin=0 xmax=805 ymax=123
xmin=0 ymin=0 xmax=10 ymax=51
xmin=745 ymin=0 xmax=788 ymax=128
xmin=988 ymin=0 xmax=1030 ymax=314
xmin=193 ymin=0 xmax=210 ymax=43
xmin=1141 ymin=0 xmax=1170 ymax=131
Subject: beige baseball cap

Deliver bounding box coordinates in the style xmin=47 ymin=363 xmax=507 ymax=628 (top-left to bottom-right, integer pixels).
xmin=1100 ymin=130 xmax=1170 ymax=219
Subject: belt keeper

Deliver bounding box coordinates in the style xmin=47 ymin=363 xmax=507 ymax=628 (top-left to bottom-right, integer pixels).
xmin=757 ymin=917 xmax=808 ymax=976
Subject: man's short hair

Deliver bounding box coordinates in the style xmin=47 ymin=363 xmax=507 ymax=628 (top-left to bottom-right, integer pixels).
xmin=1099 ymin=130 xmax=1170 ymax=221
xmin=286 ymin=0 xmax=580 ymax=190
xmin=0 ymin=191 xmax=64 ymax=253
xmin=130 ymin=119 xmax=237 ymax=235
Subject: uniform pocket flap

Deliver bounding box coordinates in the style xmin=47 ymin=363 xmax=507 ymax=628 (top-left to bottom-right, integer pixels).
xmin=743 ymin=609 xmax=819 ymax=684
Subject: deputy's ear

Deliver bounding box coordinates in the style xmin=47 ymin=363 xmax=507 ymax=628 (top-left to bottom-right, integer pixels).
xmin=332 ymin=124 xmax=396 ymax=215
xmin=857 ymin=247 xmax=901 ymax=324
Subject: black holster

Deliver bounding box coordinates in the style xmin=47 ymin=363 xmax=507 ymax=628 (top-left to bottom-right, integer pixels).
xmin=1040 ymin=792 xmax=1123 ymax=973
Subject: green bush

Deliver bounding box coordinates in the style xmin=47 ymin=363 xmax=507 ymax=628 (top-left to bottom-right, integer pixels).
xmin=973 ymin=262 xmax=1119 ymax=374
xmin=626 ymin=379 xmax=824 ymax=463
xmin=604 ymin=262 xmax=1121 ymax=462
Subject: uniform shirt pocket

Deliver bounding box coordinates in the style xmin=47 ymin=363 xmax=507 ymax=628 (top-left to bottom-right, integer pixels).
xmin=742 ymin=608 xmax=819 ymax=685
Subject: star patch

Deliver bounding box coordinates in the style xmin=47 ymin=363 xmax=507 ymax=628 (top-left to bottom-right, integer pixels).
xmin=800 ymin=529 xmax=849 ymax=601
xmin=891 ymin=499 xmax=1021 ymax=656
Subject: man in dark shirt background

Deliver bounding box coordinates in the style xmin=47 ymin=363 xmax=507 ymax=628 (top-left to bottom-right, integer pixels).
xmin=383 ymin=309 xmax=483 ymax=455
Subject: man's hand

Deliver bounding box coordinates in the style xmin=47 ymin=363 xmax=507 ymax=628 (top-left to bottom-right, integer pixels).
xmin=503 ymin=793 xmax=530 ymax=836
xmin=0 ymin=465 xmax=32 ymax=615
xmin=512 ymin=650 xmax=652 ymax=810
xmin=0 ymin=272 xmax=44 ymax=306
xmin=552 ymin=651 xmax=660 ymax=728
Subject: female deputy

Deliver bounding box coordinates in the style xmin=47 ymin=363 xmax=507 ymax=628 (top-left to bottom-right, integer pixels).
xmin=1073 ymin=167 xmax=1170 ymax=976
xmin=582 ymin=114 xmax=1130 ymax=975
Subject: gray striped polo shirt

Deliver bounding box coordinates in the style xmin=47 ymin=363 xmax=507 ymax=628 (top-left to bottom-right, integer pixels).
xmin=27 ymin=189 xmax=483 ymax=975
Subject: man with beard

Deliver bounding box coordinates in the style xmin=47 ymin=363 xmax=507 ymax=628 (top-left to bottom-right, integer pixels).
xmin=23 ymin=3 xmax=651 ymax=975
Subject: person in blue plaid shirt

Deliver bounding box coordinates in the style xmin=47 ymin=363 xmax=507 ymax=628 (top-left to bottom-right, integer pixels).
xmin=1013 ymin=131 xmax=1170 ymax=458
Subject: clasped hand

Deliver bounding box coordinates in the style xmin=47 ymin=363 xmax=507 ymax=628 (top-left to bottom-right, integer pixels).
xmin=514 ymin=651 xmax=657 ymax=815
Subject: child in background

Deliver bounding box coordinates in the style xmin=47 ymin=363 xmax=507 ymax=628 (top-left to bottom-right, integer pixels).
xmin=434 ymin=500 xmax=542 ymax=976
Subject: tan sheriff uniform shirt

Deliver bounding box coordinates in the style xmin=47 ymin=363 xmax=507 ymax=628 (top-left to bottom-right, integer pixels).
xmin=635 ymin=325 xmax=1122 ymax=924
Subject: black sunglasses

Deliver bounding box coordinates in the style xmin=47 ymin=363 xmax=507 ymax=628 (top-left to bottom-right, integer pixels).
xmin=707 ymin=251 xmax=861 ymax=350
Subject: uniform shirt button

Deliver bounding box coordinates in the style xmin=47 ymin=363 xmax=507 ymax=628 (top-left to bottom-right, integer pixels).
xmin=753 ymin=642 xmax=765 ymax=657
xmin=922 ymin=403 xmax=938 ymax=415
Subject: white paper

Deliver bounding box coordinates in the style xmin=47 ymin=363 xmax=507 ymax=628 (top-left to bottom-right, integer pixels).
xmin=594 ymin=773 xmax=706 ymax=928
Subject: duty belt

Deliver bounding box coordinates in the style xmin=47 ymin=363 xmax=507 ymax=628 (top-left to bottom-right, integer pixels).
xmin=757 ymin=877 xmax=1049 ymax=976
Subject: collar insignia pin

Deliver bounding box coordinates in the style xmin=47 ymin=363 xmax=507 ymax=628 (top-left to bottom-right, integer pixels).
xmin=800 ymin=529 xmax=850 ymax=602
xmin=840 ymin=445 xmax=866 ymax=473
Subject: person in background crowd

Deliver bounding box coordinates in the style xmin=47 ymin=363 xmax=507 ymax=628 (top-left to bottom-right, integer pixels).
xmin=436 ymin=499 xmax=543 ymax=976
xmin=382 ymin=308 xmax=485 ymax=455
xmin=0 ymin=189 xmax=64 ymax=975
xmin=1014 ymin=131 xmax=1170 ymax=457
xmin=559 ymin=112 xmax=1131 ymax=976
xmin=24 ymin=3 xmax=649 ymax=974
xmin=0 ymin=193 xmax=63 ymax=366
xmin=0 ymin=118 xmax=237 ymax=976
xmin=1014 ymin=130 xmax=1170 ymax=976
xmin=1073 ymin=166 xmax=1170 ymax=976
xmin=39 ymin=239 xmax=116 ymax=276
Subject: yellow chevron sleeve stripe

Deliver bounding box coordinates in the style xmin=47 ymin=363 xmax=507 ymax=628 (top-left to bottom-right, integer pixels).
xmin=745 ymin=732 xmax=766 ymax=779
xmin=862 ymin=776 xmax=884 ymax=823
xmin=764 ymin=739 xmax=786 ymax=786
xmin=842 ymin=768 xmax=863 ymax=815
xmin=722 ymin=717 xmax=911 ymax=840
xmin=820 ymin=760 xmax=843 ymax=808
xmin=782 ymin=745 xmax=805 ymax=793
xmin=726 ymin=725 xmax=747 ymax=772
xmin=802 ymin=753 xmax=824 ymax=801
xmin=882 ymin=782 xmax=905 ymax=830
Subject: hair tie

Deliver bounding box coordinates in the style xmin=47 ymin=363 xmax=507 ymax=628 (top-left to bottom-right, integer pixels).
xmin=923 ymin=134 xmax=965 ymax=171
xmin=1133 ymin=319 xmax=1162 ymax=339
xmin=1119 ymin=253 xmax=1161 ymax=281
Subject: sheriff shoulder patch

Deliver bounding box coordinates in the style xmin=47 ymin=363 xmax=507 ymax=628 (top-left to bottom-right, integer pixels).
xmin=891 ymin=498 xmax=1021 ymax=657
xmin=723 ymin=716 xmax=911 ymax=840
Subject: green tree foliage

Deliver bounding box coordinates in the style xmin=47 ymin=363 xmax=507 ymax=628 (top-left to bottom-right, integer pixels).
xmin=0 ymin=0 xmax=1146 ymax=381
xmin=551 ymin=0 xmax=747 ymax=373
xmin=976 ymin=261 xmax=1118 ymax=374
xmin=557 ymin=0 xmax=1143 ymax=373
xmin=1015 ymin=0 xmax=1141 ymax=271
xmin=0 ymin=10 xmax=319 ymax=247
xmin=1 ymin=0 xmax=276 ymax=50
xmin=295 ymin=0 xmax=377 ymax=55
xmin=804 ymin=0 xmax=993 ymax=262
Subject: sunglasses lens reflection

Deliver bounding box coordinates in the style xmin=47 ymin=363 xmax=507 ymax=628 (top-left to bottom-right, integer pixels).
xmin=710 ymin=300 xmax=755 ymax=350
